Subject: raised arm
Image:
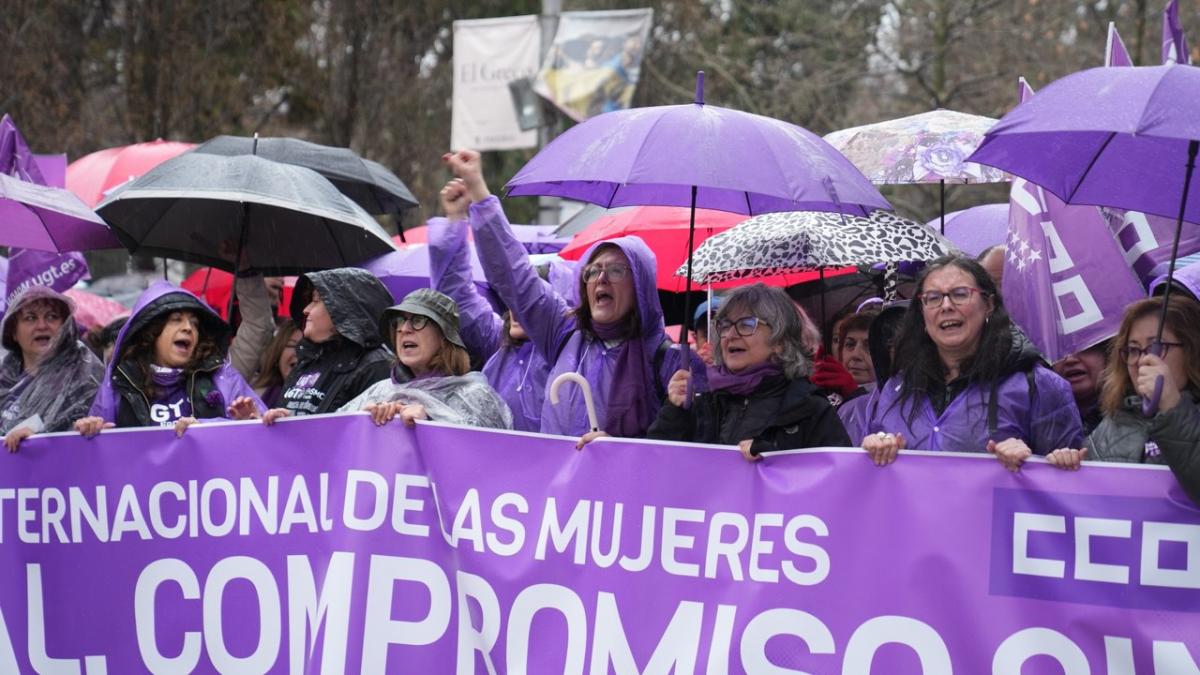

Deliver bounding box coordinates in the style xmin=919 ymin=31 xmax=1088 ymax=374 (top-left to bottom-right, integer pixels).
xmin=445 ymin=150 xmax=574 ymax=362
xmin=428 ymin=181 xmax=503 ymax=364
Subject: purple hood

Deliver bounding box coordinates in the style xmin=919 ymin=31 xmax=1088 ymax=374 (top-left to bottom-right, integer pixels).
xmin=89 ymin=281 xmax=260 ymax=422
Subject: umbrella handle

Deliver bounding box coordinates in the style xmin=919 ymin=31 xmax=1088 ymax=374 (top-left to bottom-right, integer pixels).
xmin=1141 ymin=341 xmax=1165 ymax=417
xmin=549 ymin=372 xmax=600 ymax=433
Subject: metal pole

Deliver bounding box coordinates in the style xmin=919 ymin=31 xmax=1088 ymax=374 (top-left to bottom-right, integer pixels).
xmin=537 ymin=0 xmax=562 ymax=226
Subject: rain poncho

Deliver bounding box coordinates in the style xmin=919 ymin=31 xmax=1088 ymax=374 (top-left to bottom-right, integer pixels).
xmin=89 ymin=282 xmax=264 ymax=427
xmin=470 ymin=196 xmax=691 ymax=437
xmin=428 ymin=216 xmax=549 ymax=431
xmin=0 ymin=287 xmax=104 ymax=434
xmin=854 ymin=328 xmax=1083 ymax=454
xmin=340 ymin=369 xmax=512 ymax=429
xmin=1087 ymin=391 xmax=1200 ymax=507
xmin=281 ymin=268 xmax=394 ymax=416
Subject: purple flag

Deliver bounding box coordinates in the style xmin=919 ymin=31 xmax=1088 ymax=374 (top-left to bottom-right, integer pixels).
xmin=1101 ymin=207 xmax=1200 ymax=286
xmin=0 ymin=117 xmax=92 ymax=307
xmin=1163 ymin=0 xmax=1192 ymax=64
xmin=1003 ymin=178 xmax=1146 ymax=362
xmin=1106 ymin=22 xmax=1134 ymax=67
xmin=0 ymin=414 xmax=1196 ymax=672
xmin=4 ymin=248 xmax=90 ymax=307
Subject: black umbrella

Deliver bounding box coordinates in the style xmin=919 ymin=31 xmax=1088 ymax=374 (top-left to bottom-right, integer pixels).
xmin=192 ymin=135 xmax=418 ymax=215
xmin=97 ymin=152 xmax=398 ymax=276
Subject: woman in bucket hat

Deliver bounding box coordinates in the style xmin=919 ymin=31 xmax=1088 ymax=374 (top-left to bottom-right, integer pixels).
xmin=340 ymin=288 xmax=512 ymax=429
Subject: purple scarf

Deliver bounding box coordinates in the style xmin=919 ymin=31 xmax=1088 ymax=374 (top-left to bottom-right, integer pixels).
xmin=593 ymin=321 xmax=656 ymax=438
xmin=706 ymin=362 xmax=783 ymax=397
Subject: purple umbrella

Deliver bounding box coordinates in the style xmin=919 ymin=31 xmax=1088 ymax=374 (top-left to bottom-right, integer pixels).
xmin=925 ymin=203 xmax=1009 ymax=257
xmin=359 ymin=244 xmax=502 ymax=313
xmin=507 ymin=71 xmax=889 ymax=346
xmin=0 ymin=115 xmax=122 ymax=252
xmin=970 ymin=62 xmax=1200 ymax=413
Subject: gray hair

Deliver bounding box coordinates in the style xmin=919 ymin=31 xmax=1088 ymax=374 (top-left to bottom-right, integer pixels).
xmin=712 ymin=284 xmax=813 ymax=379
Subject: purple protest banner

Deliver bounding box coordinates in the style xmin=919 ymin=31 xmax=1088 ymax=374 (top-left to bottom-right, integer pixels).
xmin=0 ymin=414 xmax=1197 ymax=673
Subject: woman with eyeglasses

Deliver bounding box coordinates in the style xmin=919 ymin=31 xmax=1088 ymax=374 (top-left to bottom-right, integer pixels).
xmin=859 ymin=255 xmax=1082 ymax=470
xmin=339 ymin=288 xmax=512 ymax=429
xmin=1049 ymin=296 xmax=1200 ymax=505
xmin=648 ymin=284 xmax=849 ymax=459
xmin=443 ymin=150 xmax=693 ymax=445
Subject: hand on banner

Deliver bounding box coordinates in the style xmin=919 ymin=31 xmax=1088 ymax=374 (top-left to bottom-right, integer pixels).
xmin=1134 ymin=353 xmax=1182 ymax=413
xmin=987 ymin=437 xmax=1033 ymax=472
xmin=666 ymin=369 xmax=691 ymax=407
xmin=364 ymin=402 xmax=400 ymax=426
xmin=863 ymin=431 xmax=905 ymax=466
xmin=440 ymin=179 xmax=470 ymax=222
xmin=738 ymin=439 xmax=762 ymax=462
xmin=399 ymin=404 xmax=428 ymax=427
xmin=227 ymin=396 xmax=259 ymax=421
xmin=74 ymin=416 xmax=114 ymax=438
xmin=576 ymin=430 xmax=610 ymax=450
xmin=442 ymin=150 xmax=491 ymax=202
xmin=4 ymin=427 xmax=33 ymax=452
xmin=174 ymin=417 xmax=198 ymax=438
xmin=261 ymin=408 xmax=291 ymax=426
xmin=1046 ymin=446 xmax=1089 ymax=471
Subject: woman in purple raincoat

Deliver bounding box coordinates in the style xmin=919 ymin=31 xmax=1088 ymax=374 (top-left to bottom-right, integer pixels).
xmin=75 ymin=281 xmax=264 ymax=437
xmin=858 ymin=255 xmax=1083 ymax=470
xmin=428 ymin=179 xmax=550 ymax=432
xmin=444 ymin=150 xmax=693 ymax=444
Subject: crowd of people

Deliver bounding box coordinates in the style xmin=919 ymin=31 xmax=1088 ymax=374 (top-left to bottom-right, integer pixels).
xmin=2 ymin=149 xmax=1196 ymax=507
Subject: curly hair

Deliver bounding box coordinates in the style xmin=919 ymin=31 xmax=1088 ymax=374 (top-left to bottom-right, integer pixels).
xmin=891 ymin=255 xmax=1014 ymax=419
xmin=120 ymin=310 xmax=222 ymax=398
xmin=712 ymin=284 xmax=813 ymax=379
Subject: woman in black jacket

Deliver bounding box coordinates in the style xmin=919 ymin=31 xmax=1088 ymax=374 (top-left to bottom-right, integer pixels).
xmin=262 ymin=268 xmax=395 ymax=424
xmin=648 ymin=284 xmax=850 ymax=459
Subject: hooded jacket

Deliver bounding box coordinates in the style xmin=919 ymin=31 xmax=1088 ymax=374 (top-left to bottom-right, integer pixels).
xmin=0 ymin=287 xmax=105 ymax=434
xmin=649 ymin=374 xmax=850 ymax=452
xmin=281 ymin=268 xmax=394 ymax=416
xmin=470 ymin=196 xmax=693 ymax=437
xmin=89 ymin=282 xmax=264 ymax=428
xmin=429 ymin=216 xmax=549 ymax=431
xmin=855 ymin=327 xmax=1083 ymax=453
xmin=1087 ymin=391 xmax=1200 ymax=508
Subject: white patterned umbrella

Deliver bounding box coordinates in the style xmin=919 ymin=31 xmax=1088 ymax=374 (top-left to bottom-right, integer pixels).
xmin=823 ymin=109 xmax=1009 ymax=185
xmin=676 ymin=210 xmax=957 ymax=285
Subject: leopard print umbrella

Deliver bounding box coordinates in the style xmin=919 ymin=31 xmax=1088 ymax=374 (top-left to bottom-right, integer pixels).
xmin=677 ymin=209 xmax=958 ymax=285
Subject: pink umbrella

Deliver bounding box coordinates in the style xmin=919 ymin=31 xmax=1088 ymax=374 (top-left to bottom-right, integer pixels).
xmin=67 ymin=139 xmax=196 ymax=207
xmin=64 ymin=288 xmax=129 ymax=330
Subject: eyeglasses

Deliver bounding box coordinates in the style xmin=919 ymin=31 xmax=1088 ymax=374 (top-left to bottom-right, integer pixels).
xmin=919 ymin=286 xmax=986 ymax=309
xmin=582 ymin=262 xmax=631 ymax=283
xmin=1119 ymin=341 xmax=1184 ymax=361
xmin=716 ymin=316 xmax=768 ymax=337
xmin=394 ymin=313 xmax=431 ymax=331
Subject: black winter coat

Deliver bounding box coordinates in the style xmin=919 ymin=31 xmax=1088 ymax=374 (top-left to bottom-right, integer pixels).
xmin=647 ymin=375 xmax=851 ymax=454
